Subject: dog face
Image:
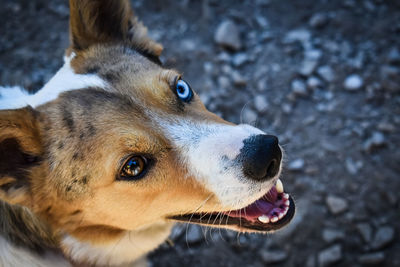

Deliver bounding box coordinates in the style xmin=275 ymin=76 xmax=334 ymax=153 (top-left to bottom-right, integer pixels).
xmin=0 ymin=0 xmax=294 ymax=248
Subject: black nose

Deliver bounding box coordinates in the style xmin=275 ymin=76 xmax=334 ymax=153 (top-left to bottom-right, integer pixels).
xmin=238 ymin=134 xmax=282 ymax=182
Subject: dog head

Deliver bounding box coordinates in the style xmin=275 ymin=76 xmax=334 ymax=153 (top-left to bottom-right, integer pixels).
xmin=0 ymin=0 xmax=294 ymax=254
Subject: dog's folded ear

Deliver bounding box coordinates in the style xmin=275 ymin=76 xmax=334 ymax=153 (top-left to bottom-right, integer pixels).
xmin=0 ymin=107 xmax=43 ymax=206
xmin=69 ymin=0 xmax=163 ymax=59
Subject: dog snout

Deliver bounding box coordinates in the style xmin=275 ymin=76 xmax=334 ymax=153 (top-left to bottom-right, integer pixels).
xmin=238 ymin=134 xmax=282 ymax=182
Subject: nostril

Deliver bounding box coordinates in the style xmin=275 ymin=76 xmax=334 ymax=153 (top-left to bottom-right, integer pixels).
xmin=266 ymin=159 xmax=277 ymax=177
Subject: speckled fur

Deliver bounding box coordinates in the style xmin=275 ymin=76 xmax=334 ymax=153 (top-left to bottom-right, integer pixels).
xmin=0 ymin=0 xmax=280 ymax=266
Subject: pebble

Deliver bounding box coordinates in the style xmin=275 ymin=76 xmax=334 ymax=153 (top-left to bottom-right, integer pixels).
xmin=260 ymin=250 xmax=288 ymax=264
xmin=322 ymin=228 xmax=345 ymax=243
xmin=242 ymin=108 xmax=258 ymax=124
xmin=217 ymin=76 xmax=231 ymax=90
xmin=356 ymin=223 xmax=373 ymax=243
xmin=326 ymin=195 xmax=348 ymax=215
xmin=363 ymin=132 xmax=386 ymax=153
xmin=253 ymin=95 xmax=269 ymax=112
xmin=387 ymin=47 xmax=400 ymax=65
xmin=214 ymin=20 xmax=242 ymax=51
xmin=307 ymin=76 xmax=322 ymax=89
xmin=318 ymin=245 xmax=342 ymax=267
xmin=377 ymin=122 xmax=396 ymax=133
xmin=298 ymin=59 xmax=318 ymax=76
xmin=317 ymin=66 xmax=335 ymax=82
xmin=185 ymin=225 xmax=204 ymax=244
xmin=232 ymin=53 xmax=250 ymax=67
xmin=284 ymin=29 xmax=311 ymax=45
xmin=345 ymin=157 xmax=363 ymax=175
xmin=344 ymin=74 xmax=363 ymax=91
xmin=217 ymin=52 xmax=231 ymax=63
xmin=203 ymin=62 xmax=214 ymax=74
xmin=371 ymin=226 xmax=395 ymax=250
xmin=231 ymin=71 xmax=247 ymax=86
xmin=309 ymin=13 xmax=329 ymax=28
xmin=288 ymin=159 xmax=305 ymax=171
xmin=291 ymin=79 xmax=308 ymax=96
xmin=358 ymin=252 xmax=385 ymax=265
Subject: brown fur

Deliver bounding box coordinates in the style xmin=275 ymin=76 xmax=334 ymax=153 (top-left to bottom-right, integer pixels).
xmin=0 ymin=1 xmax=249 ymax=266
xmin=69 ymin=0 xmax=162 ymax=60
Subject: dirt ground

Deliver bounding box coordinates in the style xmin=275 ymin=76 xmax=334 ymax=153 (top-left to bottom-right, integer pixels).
xmin=0 ymin=0 xmax=399 ymax=266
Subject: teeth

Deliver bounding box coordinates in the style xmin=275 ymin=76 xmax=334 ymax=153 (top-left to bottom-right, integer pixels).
xmin=258 ymin=215 xmax=270 ymax=223
xmin=271 ymin=216 xmax=279 ymax=223
xmin=276 ymin=179 xmax=284 ymax=193
xmin=285 ymin=200 xmax=290 ymax=206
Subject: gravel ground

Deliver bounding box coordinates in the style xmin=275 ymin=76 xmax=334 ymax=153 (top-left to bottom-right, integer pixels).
xmin=1 ymin=0 xmax=399 ymax=266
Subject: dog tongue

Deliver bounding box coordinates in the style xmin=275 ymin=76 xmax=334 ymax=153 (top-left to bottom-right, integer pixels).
xmin=223 ymin=186 xmax=280 ymax=221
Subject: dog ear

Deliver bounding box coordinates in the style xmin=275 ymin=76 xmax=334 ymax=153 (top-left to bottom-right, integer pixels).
xmin=69 ymin=0 xmax=163 ymax=58
xmin=0 ymin=107 xmax=43 ymax=206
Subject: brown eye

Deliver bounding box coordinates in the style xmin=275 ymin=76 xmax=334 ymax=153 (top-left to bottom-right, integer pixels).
xmin=120 ymin=156 xmax=147 ymax=180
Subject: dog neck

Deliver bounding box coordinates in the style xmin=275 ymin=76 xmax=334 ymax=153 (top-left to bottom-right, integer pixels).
xmin=61 ymin=222 xmax=173 ymax=266
xmin=0 ymin=201 xmax=173 ymax=266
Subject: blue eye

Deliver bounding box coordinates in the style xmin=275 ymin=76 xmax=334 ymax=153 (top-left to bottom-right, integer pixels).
xmin=176 ymin=79 xmax=193 ymax=102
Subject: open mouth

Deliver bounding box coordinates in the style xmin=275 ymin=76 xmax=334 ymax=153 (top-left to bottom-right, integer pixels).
xmin=169 ymin=179 xmax=295 ymax=232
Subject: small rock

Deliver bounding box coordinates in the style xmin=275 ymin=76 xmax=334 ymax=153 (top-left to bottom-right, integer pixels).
xmin=309 ymin=13 xmax=329 ymax=28
xmin=358 ymin=252 xmax=385 ymax=265
xmin=345 ymin=157 xmax=363 ymax=175
xmin=377 ymin=122 xmax=396 ymax=133
xmin=322 ymin=228 xmax=345 ymax=243
xmin=214 ymin=20 xmax=242 ymax=51
xmin=284 ymin=29 xmax=311 ymax=44
xmin=380 ymin=65 xmax=400 ymax=92
xmin=231 ymin=71 xmax=247 ymax=86
xmin=288 ymin=159 xmax=305 ymax=171
xmin=371 ymin=226 xmax=395 ymax=250
xmin=254 ymin=95 xmax=269 ymax=112
xmin=318 ymin=245 xmax=342 ymax=267
xmin=344 ymin=74 xmax=363 ymax=91
xmin=260 ymin=250 xmax=288 ymax=264
xmin=356 ymin=223 xmax=373 ymax=243
xmin=326 ymin=195 xmax=348 ymax=215
xmin=255 ymin=16 xmax=269 ymax=28
xmin=387 ymin=47 xmax=400 ymax=65
xmin=291 ymin=79 xmax=308 ymax=96
xmin=307 ymin=76 xmax=322 ymax=89
xmin=363 ymin=132 xmax=386 ymax=152
xmin=282 ymin=103 xmax=292 ymax=114
xmin=216 ymin=52 xmax=231 ymax=63
xmin=203 ymin=62 xmax=214 ymax=74
xmin=217 ymin=76 xmax=231 ymax=90
xmin=317 ymin=66 xmax=335 ymax=82
xmin=232 ymin=53 xmax=250 ymax=67
xmin=186 ymin=225 xmax=204 ymax=244
xmin=180 ymin=39 xmax=196 ymax=52
xmin=242 ymin=108 xmax=258 ymax=124
xmin=298 ymin=59 xmax=318 ymax=76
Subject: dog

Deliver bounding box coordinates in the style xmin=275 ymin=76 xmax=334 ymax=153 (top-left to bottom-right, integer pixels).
xmin=0 ymin=0 xmax=295 ymax=266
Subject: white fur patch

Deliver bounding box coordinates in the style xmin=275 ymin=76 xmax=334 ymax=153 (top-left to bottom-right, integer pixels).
xmin=0 ymin=236 xmax=71 ymax=267
xmin=0 ymin=53 xmax=107 ymax=110
xmin=61 ymin=222 xmax=172 ymax=266
xmin=157 ymin=119 xmax=280 ymax=209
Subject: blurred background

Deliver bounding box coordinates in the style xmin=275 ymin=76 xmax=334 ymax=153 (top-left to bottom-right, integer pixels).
xmin=0 ymin=0 xmax=399 ymax=266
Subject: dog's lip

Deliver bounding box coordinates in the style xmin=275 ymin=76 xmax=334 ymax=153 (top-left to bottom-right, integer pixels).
xmin=168 ymin=184 xmax=295 ymax=232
